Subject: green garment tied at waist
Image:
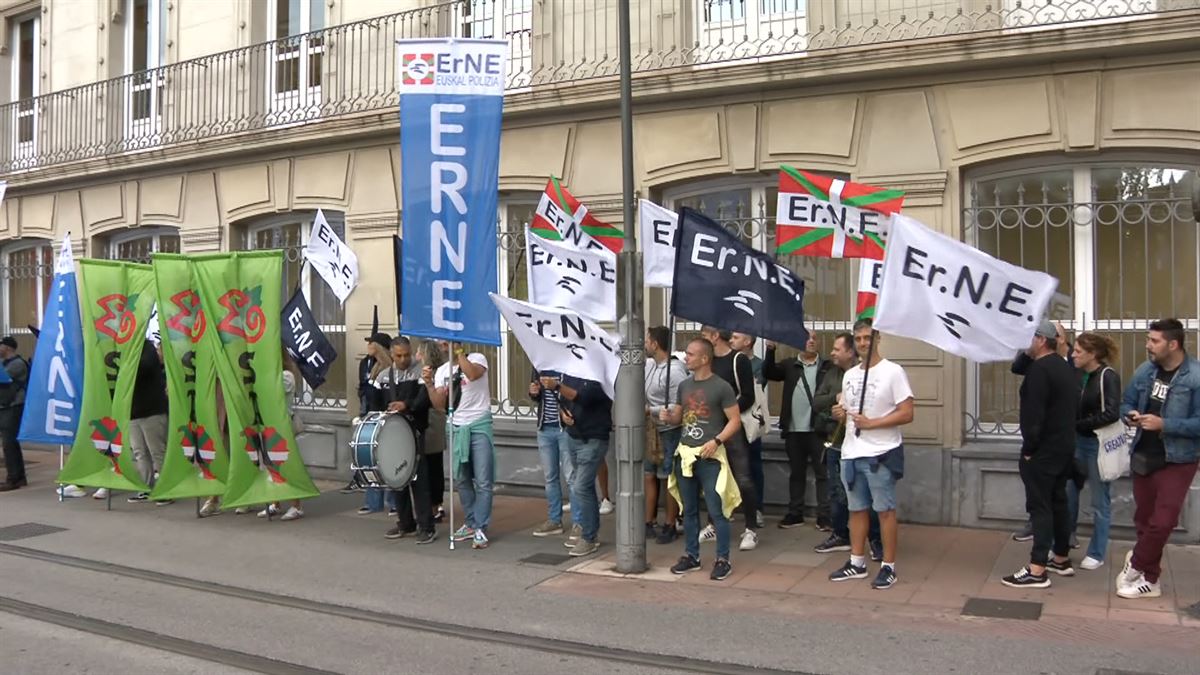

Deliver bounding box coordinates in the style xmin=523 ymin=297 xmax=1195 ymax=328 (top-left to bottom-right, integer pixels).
xmin=449 ymin=415 xmax=494 ymax=475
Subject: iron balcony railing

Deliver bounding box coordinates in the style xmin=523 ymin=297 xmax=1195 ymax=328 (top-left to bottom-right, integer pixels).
xmin=2 ymin=0 xmax=1194 ymax=174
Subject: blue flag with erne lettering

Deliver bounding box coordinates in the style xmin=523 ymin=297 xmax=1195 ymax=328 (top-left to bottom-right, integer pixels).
xmin=670 ymin=208 xmax=810 ymax=349
xmin=19 ymin=235 xmax=85 ymax=445
xmin=398 ymin=39 xmax=505 ymax=346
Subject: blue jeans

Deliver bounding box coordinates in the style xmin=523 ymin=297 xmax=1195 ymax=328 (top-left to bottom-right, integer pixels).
xmin=363 ymin=486 xmax=398 ymax=513
xmin=567 ymin=436 xmax=608 ymax=543
xmin=827 ymin=448 xmax=881 ymax=543
xmin=537 ymin=426 xmax=577 ymax=525
xmin=454 ymin=430 xmax=495 ymax=532
xmin=677 ymin=457 xmax=731 ymax=561
xmin=749 ymin=438 xmax=765 ymax=513
xmin=1067 ymin=435 xmax=1111 ymax=562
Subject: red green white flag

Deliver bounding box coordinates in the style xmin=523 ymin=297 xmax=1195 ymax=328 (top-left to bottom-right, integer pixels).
xmin=856 ymin=258 xmax=884 ymax=320
xmin=775 ymin=166 xmax=903 ymax=259
xmin=531 ymin=176 xmax=624 ymax=254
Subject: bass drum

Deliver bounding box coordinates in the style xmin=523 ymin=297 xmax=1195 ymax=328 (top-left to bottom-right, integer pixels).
xmin=349 ymin=412 xmax=418 ymax=489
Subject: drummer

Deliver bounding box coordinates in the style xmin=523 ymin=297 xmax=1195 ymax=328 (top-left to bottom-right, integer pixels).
xmin=378 ymin=336 xmax=436 ymax=544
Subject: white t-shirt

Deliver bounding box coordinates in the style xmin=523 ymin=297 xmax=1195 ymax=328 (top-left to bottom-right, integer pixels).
xmin=435 ymin=353 xmax=491 ymax=426
xmin=840 ymin=359 xmax=913 ymax=459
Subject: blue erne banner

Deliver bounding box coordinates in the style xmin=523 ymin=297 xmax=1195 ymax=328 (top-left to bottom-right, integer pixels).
xmin=670 ymin=208 xmax=810 ymax=349
xmin=398 ymin=38 xmax=506 ymax=346
xmin=19 ymin=234 xmax=85 ymax=444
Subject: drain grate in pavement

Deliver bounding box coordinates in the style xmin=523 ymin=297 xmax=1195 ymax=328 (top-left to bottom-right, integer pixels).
xmin=961 ymin=597 xmax=1042 ymax=621
xmin=519 ymin=553 xmax=572 ymax=566
xmin=0 ymin=522 xmax=68 ymax=542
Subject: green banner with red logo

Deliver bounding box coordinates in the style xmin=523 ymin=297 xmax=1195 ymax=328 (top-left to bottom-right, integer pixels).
xmin=148 ymin=254 xmax=229 ymax=500
xmin=57 ymin=260 xmax=156 ymax=491
xmin=191 ymin=251 xmax=318 ymax=508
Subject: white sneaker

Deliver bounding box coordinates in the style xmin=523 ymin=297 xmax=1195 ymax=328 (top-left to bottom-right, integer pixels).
xmin=199 ymin=497 xmax=220 ymax=517
xmin=562 ymin=503 xmax=571 ymax=512
xmin=92 ymin=488 xmax=109 ymax=500
xmin=257 ymin=504 xmax=280 ymax=518
xmin=1116 ymin=550 xmax=1138 ymax=590
xmin=280 ymin=506 xmax=304 ymax=521
xmin=739 ymin=529 xmax=759 ymax=551
xmin=699 ymin=523 xmax=716 ymax=544
xmin=60 ymin=485 xmax=87 ymax=498
xmin=599 ymin=499 xmax=615 ymax=515
xmin=234 ymin=507 xmax=250 ymax=515
xmin=1117 ymin=572 xmax=1161 ymax=599
xmin=1080 ymin=556 xmax=1104 ymax=570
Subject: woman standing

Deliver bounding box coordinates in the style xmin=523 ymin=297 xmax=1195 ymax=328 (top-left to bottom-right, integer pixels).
xmin=416 ymin=339 xmax=448 ymax=523
xmin=1068 ymin=332 xmax=1122 ymax=570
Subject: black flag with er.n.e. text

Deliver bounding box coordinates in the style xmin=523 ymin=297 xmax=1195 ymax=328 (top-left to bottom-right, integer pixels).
xmin=282 ymin=288 xmax=339 ymax=389
xmin=671 ymin=207 xmax=809 ymax=348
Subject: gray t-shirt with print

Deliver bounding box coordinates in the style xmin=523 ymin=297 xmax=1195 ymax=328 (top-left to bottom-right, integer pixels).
xmin=676 ymin=375 xmax=737 ymax=446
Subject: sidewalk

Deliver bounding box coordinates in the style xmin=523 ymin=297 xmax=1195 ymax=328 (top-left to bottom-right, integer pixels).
xmin=11 ymin=448 xmax=1200 ymax=648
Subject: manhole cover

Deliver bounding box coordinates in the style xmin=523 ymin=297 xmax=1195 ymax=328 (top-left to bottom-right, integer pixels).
xmin=961 ymin=597 xmax=1042 ymax=621
xmin=0 ymin=522 xmax=68 ymax=542
xmin=519 ymin=553 xmax=572 ymax=566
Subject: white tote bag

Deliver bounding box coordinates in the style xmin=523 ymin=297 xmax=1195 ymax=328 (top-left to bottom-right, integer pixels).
xmin=1094 ymin=368 xmax=1131 ymax=482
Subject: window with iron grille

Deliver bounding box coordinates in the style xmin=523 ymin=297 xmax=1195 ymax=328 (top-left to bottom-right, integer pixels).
xmin=963 ymin=159 xmax=1199 ymax=439
xmin=238 ymin=212 xmax=347 ymax=409
xmin=0 ymin=239 xmax=53 ymax=353
xmin=456 ymin=1 xmax=532 ymax=81
xmin=100 ymin=228 xmax=181 ymax=263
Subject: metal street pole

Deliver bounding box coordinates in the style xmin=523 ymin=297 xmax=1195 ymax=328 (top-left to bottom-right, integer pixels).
xmin=614 ymin=0 xmax=646 ymax=574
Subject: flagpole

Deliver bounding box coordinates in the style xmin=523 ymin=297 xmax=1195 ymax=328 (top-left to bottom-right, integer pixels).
xmin=613 ymin=0 xmax=647 ymax=574
xmin=854 ymin=330 xmax=877 ymax=438
xmin=58 ymin=445 xmax=64 ymax=503
xmin=447 ymin=341 xmax=457 ymax=551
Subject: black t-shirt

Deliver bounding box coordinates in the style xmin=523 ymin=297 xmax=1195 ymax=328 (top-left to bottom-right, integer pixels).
xmin=1133 ymin=366 xmax=1178 ymax=463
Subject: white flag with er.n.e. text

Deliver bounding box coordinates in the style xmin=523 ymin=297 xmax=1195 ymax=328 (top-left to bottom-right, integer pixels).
xmin=490 ymin=294 xmax=621 ymax=398
xmin=304 ymin=209 xmax=359 ymax=304
xmin=638 ymin=200 xmax=678 ymax=288
xmin=526 ymin=227 xmax=617 ymax=323
xmin=873 ymin=214 xmax=1058 ymax=362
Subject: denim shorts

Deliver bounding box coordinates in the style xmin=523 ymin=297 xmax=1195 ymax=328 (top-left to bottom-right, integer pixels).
xmin=645 ymin=427 xmax=682 ymax=480
xmin=842 ymin=456 xmax=899 ymax=512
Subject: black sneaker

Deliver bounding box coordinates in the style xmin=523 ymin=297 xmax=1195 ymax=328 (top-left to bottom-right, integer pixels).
xmin=777 ymin=514 xmax=805 ymax=529
xmin=1045 ymin=558 xmax=1075 ymax=577
xmin=339 ymin=481 xmax=360 ymax=494
xmin=815 ymin=519 xmax=833 ymax=533
xmin=1011 ymin=522 xmax=1033 ymax=542
xmin=829 ymin=560 xmax=869 ymax=582
xmin=711 ymin=558 xmax=732 ymax=581
xmin=1001 ymin=566 xmax=1050 ymax=588
xmin=655 ymin=524 xmax=677 ymax=545
xmin=814 ymin=534 xmax=851 ymax=554
xmin=644 ymin=522 xmax=658 ymax=540
xmin=871 ymin=565 xmax=897 ymax=590
xmin=385 ymin=526 xmax=416 ymax=540
xmin=127 ymin=493 xmax=150 ymax=503
xmin=415 ymin=530 xmax=438 ymax=545
xmin=433 ymin=507 xmax=446 ymax=523
xmin=670 ymin=555 xmax=702 ymax=575
xmin=869 ymin=540 xmax=883 ymax=563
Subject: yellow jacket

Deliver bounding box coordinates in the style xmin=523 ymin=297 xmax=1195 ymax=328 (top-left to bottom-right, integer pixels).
xmin=668 ymin=443 xmax=742 ymax=519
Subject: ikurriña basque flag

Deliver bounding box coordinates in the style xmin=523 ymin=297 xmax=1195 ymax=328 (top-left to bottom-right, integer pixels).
xmin=398 ymin=39 xmax=505 ymax=346
xmin=19 ymin=234 xmax=84 ymax=445
xmin=671 ymin=208 xmax=810 ymax=349
xmin=775 ymin=166 xmax=903 ymax=259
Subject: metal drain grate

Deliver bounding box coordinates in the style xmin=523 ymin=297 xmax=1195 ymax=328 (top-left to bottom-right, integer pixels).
xmin=961 ymin=597 xmax=1042 ymax=621
xmin=519 ymin=552 xmax=572 ymax=566
xmin=0 ymin=522 xmax=68 ymax=542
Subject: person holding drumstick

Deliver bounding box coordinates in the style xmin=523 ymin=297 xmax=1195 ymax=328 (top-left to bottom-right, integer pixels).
xmin=381 ymin=336 xmax=436 ymax=545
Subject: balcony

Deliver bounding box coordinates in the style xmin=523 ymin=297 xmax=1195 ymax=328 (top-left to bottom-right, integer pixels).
xmin=1 ymin=0 xmax=1195 ymax=176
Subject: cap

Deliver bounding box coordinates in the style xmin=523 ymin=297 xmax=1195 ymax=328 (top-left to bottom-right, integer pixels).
xmin=365 ymin=332 xmax=392 ymax=350
xmin=0 ymin=336 xmax=17 ymax=349
xmin=1034 ymin=320 xmax=1057 ymax=339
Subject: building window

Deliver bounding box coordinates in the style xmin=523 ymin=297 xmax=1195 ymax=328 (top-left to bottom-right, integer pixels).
xmin=9 ymin=14 xmax=39 ymax=164
xmin=663 ymin=174 xmax=855 ymax=422
xmin=101 ymin=227 xmax=181 ymax=263
xmin=268 ymin=0 xmax=325 ymax=116
xmin=239 ymin=212 xmax=347 ymax=409
xmin=0 ymin=240 xmax=53 ymax=345
xmin=496 ymin=197 xmax=537 ymax=412
xmin=964 ymin=159 xmax=1199 ymax=439
xmin=697 ymin=0 xmax=806 ymax=62
xmin=458 ymin=1 xmax=532 ymax=81
xmin=124 ymin=0 xmax=167 ymax=141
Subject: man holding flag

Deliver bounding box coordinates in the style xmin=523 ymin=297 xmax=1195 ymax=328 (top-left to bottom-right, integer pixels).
xmin=0 ymin=336 xmax=29 ymax=491
xmin=828 ymin=319 xmax=914 ymax=590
